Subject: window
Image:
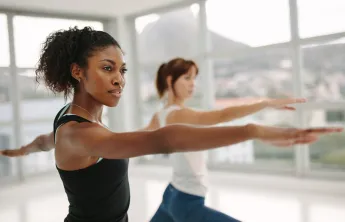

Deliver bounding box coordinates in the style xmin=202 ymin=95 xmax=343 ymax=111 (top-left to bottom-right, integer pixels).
xmin=0 ymin=69 xmax=12 ymax=122
xmin=302 ymin=38 xmax=345 ymax=101
xmin=306 ymin=109 xmax=345 ymax=171
xmin=136 ymin=5 xmax=199 ymax=63
xmin=298 ymin=0 xmax=345 ymax=38
xmin=210 ymin=48 xmax=295 ymax=168
xmin=213 ymin=48 xmax=293 ymax=103
xmin=22 ymin=122 xmax=55 ymax=175
xmin=0 ymin=125 xmax=16 ymax=179
xmin=206 ymin=0 xmax=290 ymax=51
xmin=0 ymin=14 xmax=10 ymax=67
xmin=208 ymin=109 xmax=296 ymax=168
xmin=13 ymin=16 xmax=103 ymax=68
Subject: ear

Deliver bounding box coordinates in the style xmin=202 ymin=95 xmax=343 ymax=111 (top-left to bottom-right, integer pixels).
xmin=166 ymin=76 xmax=172 ymax=88
xmin=70 ymin=63 xmax=83 ymax=82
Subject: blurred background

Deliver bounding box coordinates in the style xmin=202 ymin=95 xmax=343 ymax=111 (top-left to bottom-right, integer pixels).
xmin=0 ymin=0 xmax=345 ymax=221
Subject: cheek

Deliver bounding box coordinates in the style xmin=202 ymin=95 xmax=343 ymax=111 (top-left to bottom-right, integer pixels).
xmin=86 ymin=71 xmax=106 ymax=91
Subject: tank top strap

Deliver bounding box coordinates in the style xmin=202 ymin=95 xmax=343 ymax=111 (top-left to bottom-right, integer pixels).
xmin=158 ymin=105 xmax=182 ymax=127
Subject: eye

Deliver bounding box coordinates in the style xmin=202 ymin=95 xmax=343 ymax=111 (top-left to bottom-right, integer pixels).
xmin=103 ymin=66 xmax=112 ymax=72
xmin=121 ymin=68 xmax=128 ymax=75
xmin=185 ymin=75 xmax=191 ymax=80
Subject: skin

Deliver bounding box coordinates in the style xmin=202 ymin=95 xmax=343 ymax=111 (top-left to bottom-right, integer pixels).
xmin=145 ymin=64 xmax=305 ymax=130
xmin=0 ymin=50 xmax=342 ymax=168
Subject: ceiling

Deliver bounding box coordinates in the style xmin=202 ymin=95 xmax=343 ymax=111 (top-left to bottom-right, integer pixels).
xmin=0 ymin=0 xmax=186 ymax=18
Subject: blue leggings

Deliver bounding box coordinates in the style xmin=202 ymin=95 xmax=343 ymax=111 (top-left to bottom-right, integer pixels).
xmin=150 ymin=184 xmax=241 ymax=222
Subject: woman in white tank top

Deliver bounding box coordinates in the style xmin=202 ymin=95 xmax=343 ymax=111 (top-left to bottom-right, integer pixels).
xmin=148 ymin=58 xmax=308 ymax=222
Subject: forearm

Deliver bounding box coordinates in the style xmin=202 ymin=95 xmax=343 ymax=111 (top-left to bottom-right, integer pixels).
xmin=220 ymin=100 xmax=267 ymax=122
xmin=156 ymin=124 xmax=255 ymax=153
xmin=22 ymin=132 xmax=55 ymax=155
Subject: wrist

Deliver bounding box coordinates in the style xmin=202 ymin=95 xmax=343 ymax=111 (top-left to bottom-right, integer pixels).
xmin=19 ymin=146 xmax=29 ymax=156
xmin=246 ymin=123 xmax=260 ymax=139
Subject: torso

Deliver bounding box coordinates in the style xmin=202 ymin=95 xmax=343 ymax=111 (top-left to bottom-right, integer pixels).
xmin=158 ymin=105 xmax=209 ymax=197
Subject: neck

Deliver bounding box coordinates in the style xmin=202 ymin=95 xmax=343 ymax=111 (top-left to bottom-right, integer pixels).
xmin=71 ymin=92 xmax=103 ymax=122
xmin=165 ymin=92 xmax=185 ymax=107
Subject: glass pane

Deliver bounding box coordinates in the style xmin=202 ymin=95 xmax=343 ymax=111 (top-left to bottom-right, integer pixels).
xmin=211 ymin=49 xmax=295 ymax=168
xmin=214 ymin=48 xmax=293 ymax=100
xmin=13 ymin=16 xmax=103 ymax=68
xmin=0 ymin=69 xmax=16 ymax=180
xmin=136 ymin=4 xmax=199 ymax=63
xmin=18 ymin=68 xmax=65 ymax=100
xmin=0 ymin=69 xmax=13 ymax=122
xmin=0 ymin=125 xmax=17 ymax=179
xmin=0 ymin=14 xmax=10 ymax=67
xmin=302 ymin=38 xmax=345 ymax=101
xmin=307 ymin=109 xmax=345 ymax=171
xmin=298 ymin=0 xmax=345 ymax=38
xmin=22 ymin=122 xmax=55 ymax=175
xmin=209 ymin=110 xmax=296 ymax=168
xmin=206 ymin=0 xmax=290 ymax=50
xmin=18 ymin=69 xmax=109 ymax=121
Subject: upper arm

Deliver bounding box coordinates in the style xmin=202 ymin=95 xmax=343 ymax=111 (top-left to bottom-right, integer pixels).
xmin=57 ymin=122 xmax=164 ymax=159
xmin=167 ymin=108 xmax=223 ymax=126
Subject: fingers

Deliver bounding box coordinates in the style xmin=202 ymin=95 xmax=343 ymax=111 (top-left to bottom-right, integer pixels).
xmin=270 ymin=98 xmax=307 ymax=109
xmin=294 ymin=135 xmax=318 ymax=144
xmin=303 ymin=127 xmax=343 ymax=136
xmin=0 ymin=149 xmax=23 ymax=157
xmin=279 ymin=106 xmax=296 ymax=111
xmin=277 ymin=98 xmax=307 ymax=105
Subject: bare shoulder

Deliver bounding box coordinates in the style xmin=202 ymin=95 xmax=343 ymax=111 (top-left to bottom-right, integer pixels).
xmin=55 ymin=121 xmax=110 ymax=150
xmin=166 ymin=107 xmax=197 ymax=124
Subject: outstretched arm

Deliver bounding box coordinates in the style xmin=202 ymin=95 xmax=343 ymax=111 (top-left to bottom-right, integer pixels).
xmin=0 ymin=132 xmax=54 ymax=157
xmin=60 ymin=121 xmax=342 ymax=159
xmin=168 ymin=98 xmax=306 ymax=126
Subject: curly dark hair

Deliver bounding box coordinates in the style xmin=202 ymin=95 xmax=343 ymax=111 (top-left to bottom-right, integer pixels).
xmin=36 ymin=26 xmax=121 ymax=99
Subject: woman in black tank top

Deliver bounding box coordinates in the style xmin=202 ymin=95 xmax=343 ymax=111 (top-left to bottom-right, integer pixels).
xmin=0 ymin=27 xmax=342 ymax=222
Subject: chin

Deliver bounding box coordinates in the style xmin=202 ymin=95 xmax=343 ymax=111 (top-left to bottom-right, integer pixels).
xmin=103 ymin=99 xmax=120 ymax=107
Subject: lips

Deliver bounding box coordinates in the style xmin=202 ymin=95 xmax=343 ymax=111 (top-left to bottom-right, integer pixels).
xmin=108 ymin=89 xmax=122 ymax=98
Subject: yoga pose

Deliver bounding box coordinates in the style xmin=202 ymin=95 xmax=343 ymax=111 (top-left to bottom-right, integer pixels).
xmin=0 ymin=28 xmax=341 ymax=222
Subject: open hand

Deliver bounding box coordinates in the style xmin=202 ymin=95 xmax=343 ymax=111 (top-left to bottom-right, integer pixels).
xmin=264 ymin=98 xmax=306 ymax=111
xmin=0 ymin=147 xmax=26 ymax=157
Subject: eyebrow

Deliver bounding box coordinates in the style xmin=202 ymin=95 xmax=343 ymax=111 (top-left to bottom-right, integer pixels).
xmin=99 ymin=59 xmax=126 ymax=67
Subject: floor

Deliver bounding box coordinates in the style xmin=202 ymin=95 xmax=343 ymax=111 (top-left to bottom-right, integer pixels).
xmin=0 ymin=164 xmax=345 ymax=222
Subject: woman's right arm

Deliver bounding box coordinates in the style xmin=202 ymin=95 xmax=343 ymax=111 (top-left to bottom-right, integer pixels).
xmin=62 ymin=122 xmax=342 ymax=159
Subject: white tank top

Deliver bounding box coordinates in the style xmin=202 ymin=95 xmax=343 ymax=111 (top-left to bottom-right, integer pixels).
xmin=158 ymin=105 xmax=208 ymax=197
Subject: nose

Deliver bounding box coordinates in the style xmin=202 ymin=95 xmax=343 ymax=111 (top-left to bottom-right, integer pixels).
xmin=112 ymin=73 xmax=125 ymax=88
xmin=190 ymin=80 xmax=195 ymax=89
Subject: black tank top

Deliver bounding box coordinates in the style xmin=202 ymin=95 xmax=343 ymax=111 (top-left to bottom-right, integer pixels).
xmin=53 ymin=104 xmax=130 ymax=222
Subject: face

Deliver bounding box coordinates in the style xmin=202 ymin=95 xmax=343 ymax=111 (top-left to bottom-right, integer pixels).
xmin=74 ymin=45 xmax=127 ymax=107
xmin=173 ymin=65 xmax=197 ymax=100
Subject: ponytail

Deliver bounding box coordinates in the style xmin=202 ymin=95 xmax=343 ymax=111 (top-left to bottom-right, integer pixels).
xmin=155 ymin=63 xmax=168 ymax=98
